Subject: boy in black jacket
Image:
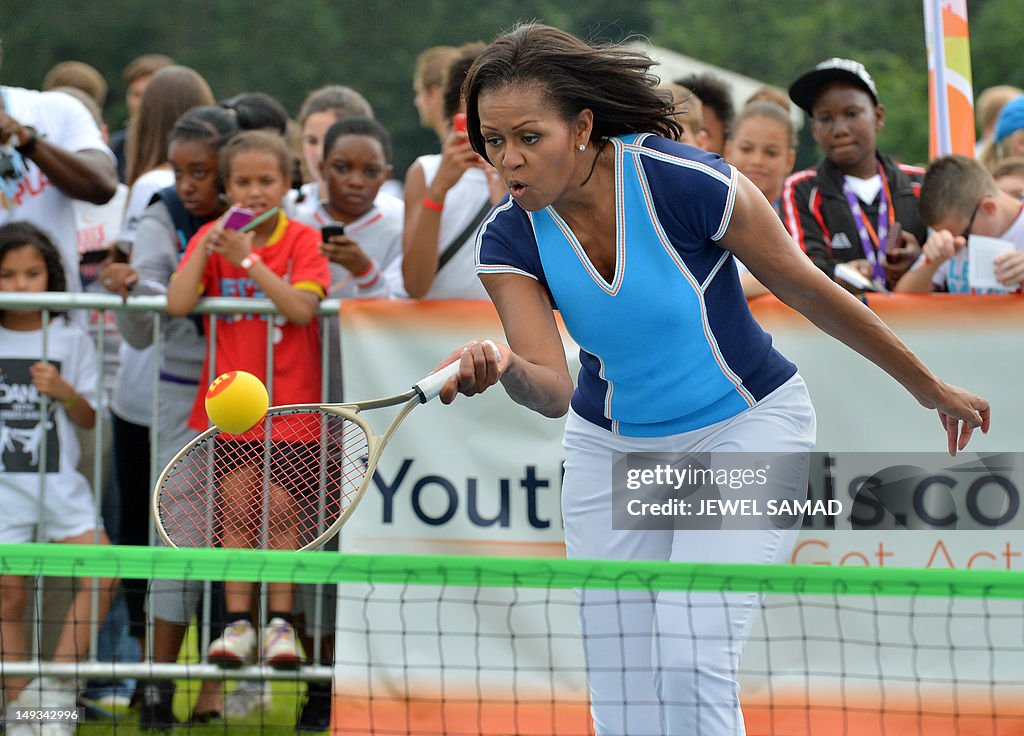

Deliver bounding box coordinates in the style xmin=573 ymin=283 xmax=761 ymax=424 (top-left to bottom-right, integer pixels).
xmin=781 ymin=58 xmax=923 ymax=290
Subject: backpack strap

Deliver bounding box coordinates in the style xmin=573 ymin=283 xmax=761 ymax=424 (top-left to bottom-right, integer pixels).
xmin=437 ymin=200 xmax=492 ymax=272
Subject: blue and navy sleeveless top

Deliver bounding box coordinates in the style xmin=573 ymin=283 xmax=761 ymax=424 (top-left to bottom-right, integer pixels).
xmin=476 ymin=134 xmax=796 ymax=438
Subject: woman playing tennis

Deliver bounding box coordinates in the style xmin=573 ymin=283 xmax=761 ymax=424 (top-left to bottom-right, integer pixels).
xmin=440 ymin=24 xmax=990 ymax=736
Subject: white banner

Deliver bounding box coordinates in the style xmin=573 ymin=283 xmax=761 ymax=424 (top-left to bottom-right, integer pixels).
xmin=332 ymin=295 xmax=1024 ymax=735
xmin=334 ymin=300 xmax=589 ymax=734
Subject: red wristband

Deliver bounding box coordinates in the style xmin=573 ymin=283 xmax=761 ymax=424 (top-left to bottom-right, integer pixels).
xmin=422 ymin=196 xmax=444 ymax=212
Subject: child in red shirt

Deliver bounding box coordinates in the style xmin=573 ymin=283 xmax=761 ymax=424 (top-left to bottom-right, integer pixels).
xmin=168 ymin=130 xmax=329 ymax=669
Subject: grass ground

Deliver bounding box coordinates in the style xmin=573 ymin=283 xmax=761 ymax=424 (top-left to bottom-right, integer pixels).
xmin=73 ymin=623 xmax=321 ymax=734
xmin=75 ymin=679 xmax=306 ymax=734
xmin=74 ymin=679 xmax=305 ymax=732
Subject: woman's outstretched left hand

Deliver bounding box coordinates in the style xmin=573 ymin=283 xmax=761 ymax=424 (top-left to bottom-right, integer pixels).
xmin=918 ymin=382 xmax=990 ymax=456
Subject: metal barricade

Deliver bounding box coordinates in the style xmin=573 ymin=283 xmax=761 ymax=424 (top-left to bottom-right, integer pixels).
xmin=0 ymin=291 xmax=340 ymax=683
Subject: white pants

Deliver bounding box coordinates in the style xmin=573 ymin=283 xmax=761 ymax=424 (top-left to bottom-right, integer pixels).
xmin=562 ymin=375 xmax=816 ymax=736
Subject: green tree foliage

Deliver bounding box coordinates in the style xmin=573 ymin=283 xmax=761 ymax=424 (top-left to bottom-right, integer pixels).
xmin=1 ymin=0 xmax=1019 ymax=176
xmin=969 ymin=0 xmax=1024 ymax=92
xmin=0 ymin=0 xmax=646 ymax=175
xmin=648 ymin=0 xmax=930 ymax=168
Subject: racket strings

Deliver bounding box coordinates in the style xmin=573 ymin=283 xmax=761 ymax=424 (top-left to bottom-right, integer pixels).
xmin=158 ymin=409 xmax=370 ymax=549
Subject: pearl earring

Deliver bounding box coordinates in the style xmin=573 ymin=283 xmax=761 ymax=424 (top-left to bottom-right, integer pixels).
xmin=578 ymin=144 xmax=586 ymax=152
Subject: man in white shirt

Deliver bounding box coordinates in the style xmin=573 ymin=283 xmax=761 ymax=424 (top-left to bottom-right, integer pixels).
xmin=1 ymin=39 xmax=118 ymax=292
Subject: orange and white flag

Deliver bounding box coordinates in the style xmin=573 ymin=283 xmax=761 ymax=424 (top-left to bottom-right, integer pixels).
xmin=924 ymin=0 xmax=976 ymax=159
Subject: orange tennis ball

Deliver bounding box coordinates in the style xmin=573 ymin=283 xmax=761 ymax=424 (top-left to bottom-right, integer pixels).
xmin=205 ymin=370 xmax=269 ymax=434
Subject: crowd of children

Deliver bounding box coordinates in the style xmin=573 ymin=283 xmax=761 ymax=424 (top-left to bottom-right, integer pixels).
xmin=1 ymin=37 xmax=1022 ymax=736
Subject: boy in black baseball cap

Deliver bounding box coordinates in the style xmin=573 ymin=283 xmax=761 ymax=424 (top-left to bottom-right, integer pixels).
xmin=788 ymin=58 xmax=879 ymax=114
xmin=781 ymin=58 xmax=924 ymax=290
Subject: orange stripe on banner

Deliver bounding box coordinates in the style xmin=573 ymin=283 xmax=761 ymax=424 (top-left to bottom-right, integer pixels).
xmin=348 ymin=536 xmax=567 ymax=558
xmin=748 ymin=293 xmax=1024 ymax=331
xmin=948 ymin=88 xmax=977 ymax=156
xmin=928 ymin=70 xmax=938 ymax=160
xmin=941 ymin=6 xmax=969 ymax=37
xmin=744 ymin=691 xmax=1024 ymax=736
xmin=332 ymin=697 xmax=595 ymax=735
xmin=340 ymin=299 xmax=572 ymax=335
xmin=340 ymin=299 xmax=502 ymax=332
xmin=331 ymin=694 xmax=1024 ymax=735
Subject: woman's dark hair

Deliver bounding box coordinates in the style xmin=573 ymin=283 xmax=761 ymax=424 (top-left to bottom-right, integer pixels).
xmin=443 ymin=55 xmax=475 ymax=123
xmin=442 ymin=43 xmax=486 ymax=123
xmin=167 ymin=106 xmax=241 ymax=198
xmin=323 ymin=115 xmax=392 ymax=164
xmin=463 ymin=24 xmax=681 ymax=160
xmin=218 ymin=129 xmax=292 ymax=184
xmin=168 ymin=105 xmax=240 ymax=152
xmin=0 ymin=222 xmax=68 ymax=317
xmin=674 ymin=72 xmax=736 ymax=139
xmin=220 ymin=92 xmax=289 ymax=135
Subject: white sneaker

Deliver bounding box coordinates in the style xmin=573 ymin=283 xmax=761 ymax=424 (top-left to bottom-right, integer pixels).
xmin=5 ymin=720 xmax=42 ymax=736
xmin=9 ymin=678 xmax=42 ymax=736
xmin=208 ymin=619 xmax=257 ymax=667
xmin=224 ymin=679 xmax=273 ymax=718
xmin=11 ymin=677 xmax=75 ymax=735
xmin=40 ymin=722 xmax=74 ymax=736
xmin=262 ymin=617 xmax=303 ymax=669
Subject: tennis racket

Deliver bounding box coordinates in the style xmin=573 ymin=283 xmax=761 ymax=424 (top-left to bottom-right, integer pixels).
xmin=152 ymin=341 xmax=499 ymax=551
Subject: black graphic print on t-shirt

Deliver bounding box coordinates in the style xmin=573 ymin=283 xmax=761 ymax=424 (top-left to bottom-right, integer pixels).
xmin=0 ymin=358 xmax=61 ymax=473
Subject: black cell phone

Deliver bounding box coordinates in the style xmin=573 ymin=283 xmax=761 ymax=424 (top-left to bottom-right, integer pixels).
xmin=321 ymin=225 xmax=345 ymax=240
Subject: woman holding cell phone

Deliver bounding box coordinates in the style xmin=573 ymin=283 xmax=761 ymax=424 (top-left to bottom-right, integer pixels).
xmin=402 ymin=44 xmax=507 ymax=300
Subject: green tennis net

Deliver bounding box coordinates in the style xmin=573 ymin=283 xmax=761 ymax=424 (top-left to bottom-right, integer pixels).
xmin=1 ymin=543 xmax=1023 ymax=735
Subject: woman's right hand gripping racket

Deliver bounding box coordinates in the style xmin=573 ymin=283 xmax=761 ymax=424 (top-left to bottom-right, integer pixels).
xmin=152 ymin=341 xmax=501 ymax=551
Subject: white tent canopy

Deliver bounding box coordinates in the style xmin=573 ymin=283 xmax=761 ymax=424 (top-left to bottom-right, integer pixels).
xmin=630 ymin=42 xmax=805 ymax=132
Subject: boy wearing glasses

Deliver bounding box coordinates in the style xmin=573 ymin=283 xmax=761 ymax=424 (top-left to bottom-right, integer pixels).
xmin=896 ymin=154 xmax=1024 ymax=293
xmin=782 ymin=58 xmax=925 ymax=290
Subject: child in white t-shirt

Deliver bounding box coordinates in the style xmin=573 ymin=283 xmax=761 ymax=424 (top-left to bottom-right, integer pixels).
xmin=293 ymin=115 xmax=404 ymax=406
xmin=0 ymin=221 xmax=117 ymax=726
xmin=302 ymin=115 xmax=404 ymax=300
xmin=290 ymin=114 xmax=406 ymax=728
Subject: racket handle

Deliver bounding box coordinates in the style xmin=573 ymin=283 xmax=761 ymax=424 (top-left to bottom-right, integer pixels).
xmin=414 ymin=340 xmax=500 ymax=403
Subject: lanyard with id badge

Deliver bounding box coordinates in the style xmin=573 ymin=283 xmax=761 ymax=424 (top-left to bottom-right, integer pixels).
xmin=843 ymin=162 xmax=899 ymax=289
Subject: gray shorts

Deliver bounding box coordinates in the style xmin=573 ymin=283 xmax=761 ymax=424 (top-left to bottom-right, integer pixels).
xmin=146 ymin=575 xmax=208 ymax=625
xmin=294 ymin=533 xmax=338 ymax=639
xmin=148 ymin=377 xmax=206 ymax=624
